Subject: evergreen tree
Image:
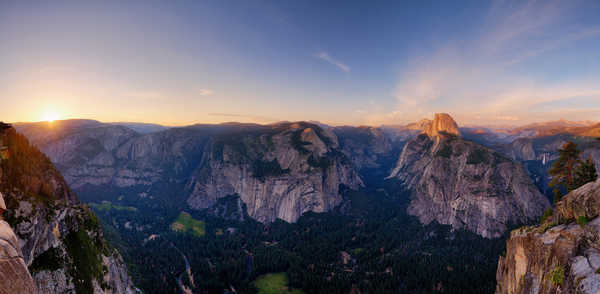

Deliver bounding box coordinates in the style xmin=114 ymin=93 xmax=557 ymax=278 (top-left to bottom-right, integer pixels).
xmin=548 ymin=142 xmax=581 ymax=200
xmin=553 ymin=188 xmax=562 ymax=205
xmin=573 ymin=155 xmax=597 ymax=190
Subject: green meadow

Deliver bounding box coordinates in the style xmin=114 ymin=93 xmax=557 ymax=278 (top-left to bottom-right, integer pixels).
xmin=171 ymin=212 xmax=206 ymax=237
xmin=254 ymin=273 xmax=304 ymax=294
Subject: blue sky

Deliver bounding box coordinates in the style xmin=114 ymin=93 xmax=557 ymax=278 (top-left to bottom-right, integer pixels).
xmin=1 ymin=0 xmax=599 ymax=126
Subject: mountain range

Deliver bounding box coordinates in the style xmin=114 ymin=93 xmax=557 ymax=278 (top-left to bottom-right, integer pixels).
xmin=13 ymin=114 xmax=573 ymax=237
xmin=4 ymin=113 xmax=599 ymax=293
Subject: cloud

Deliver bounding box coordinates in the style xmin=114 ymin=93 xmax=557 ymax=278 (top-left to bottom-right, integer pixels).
xmin=387 ymin=0 xmax=600 ymax=125
xmin=123 ymin=88 xmax=213 ymax=101
xmin=314 ymin=52 xmax=350 ymax=72
xmin=197 ymin=89 xmax=213 ymax=96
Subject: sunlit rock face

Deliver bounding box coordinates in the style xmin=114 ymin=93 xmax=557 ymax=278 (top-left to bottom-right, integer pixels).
xmin=424 ymin=113 xmax=460 ymax=138
xmin=388 ymin=114 xmax=549 ymax=238
xmin=0 ymin=210 xmax=36 ymax=294
xmin=496 ymin=179 xmax=600 ymax=294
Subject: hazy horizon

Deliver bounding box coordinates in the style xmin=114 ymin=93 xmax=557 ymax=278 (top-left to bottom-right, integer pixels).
xmin=2 ymin=0 xmax=599 ymax=126
xmin=8 ymin=115 xmax=599 ymax=130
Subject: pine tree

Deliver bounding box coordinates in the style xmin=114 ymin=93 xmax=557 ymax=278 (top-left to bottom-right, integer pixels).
xmin=548 ymin=142 xmax=581 ymax=200
xmin=553 ymin=188 xmax=562 ymax=205
xmin=573 ymin=155 xmax=597 ymax=190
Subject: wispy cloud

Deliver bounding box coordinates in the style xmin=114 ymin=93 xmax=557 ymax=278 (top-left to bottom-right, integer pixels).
xmin=197 ymin=89 xmax=213 ymax=96
xmin=314 ymin=52 xmax=350 ymax=72
xmin=384 ymin=0 xmax=600 ymax=125
xmin=124 ymin=88 xmax=213 ymax=101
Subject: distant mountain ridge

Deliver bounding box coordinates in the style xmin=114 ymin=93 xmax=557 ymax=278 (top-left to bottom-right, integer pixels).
xmin=14 ymin=114 xmax=598 ymax=238
xmin=13 ymin=117 xmax=599 ymax=142
xmin=461 ymin=119 xmax=600 ymax=144
xmin=15 ymin=120 xmax=364 ymax=224
xmin=107 ymin=122 xmax=169 ymax=134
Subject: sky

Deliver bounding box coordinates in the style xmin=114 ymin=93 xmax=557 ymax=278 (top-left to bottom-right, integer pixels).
xmin=1 ymin=0 xmax=599 ymax=127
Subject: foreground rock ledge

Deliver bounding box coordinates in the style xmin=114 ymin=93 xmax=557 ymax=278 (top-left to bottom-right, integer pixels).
xmin=496 ymin=179 xmax=600 ymax=294
xmin=0 ymin=194 xmax=36 ymax=294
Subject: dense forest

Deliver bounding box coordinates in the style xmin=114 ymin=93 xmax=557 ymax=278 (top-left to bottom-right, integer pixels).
xmin=84 ymin=177 xmax=510 ymax=294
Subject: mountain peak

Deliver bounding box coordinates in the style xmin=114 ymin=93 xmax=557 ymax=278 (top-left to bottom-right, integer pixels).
xmin=425 ymin=113 xmax=460 ymax=138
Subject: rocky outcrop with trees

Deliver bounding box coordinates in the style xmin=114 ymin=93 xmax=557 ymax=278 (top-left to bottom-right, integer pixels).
xmin=496 ymin=179 xmax=600 ymax=294
xmin=0 ymin=125 xmax=137 ymax=294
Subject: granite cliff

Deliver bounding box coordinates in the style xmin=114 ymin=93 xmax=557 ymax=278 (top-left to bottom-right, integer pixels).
xmin=496 ymin=179 xmax=600 ymax=294
xmin=17 ymin=121 xmax=363 ymax=224
xmin=333 ymin=126 xmax=394 ymax=171
xmin=186 ymin=122 xmax=363 ymax=223
xmin=491 ymin=135 xmax=600 ymax=198
xmin=424 ymin=113 xmax=460 ymax=138
xmin=0 ymin=193 xmax=36 ymax=294
xmin=388 ymin=114 xmax=550 ymax=238
xmin=0 ymin=125 xmax=137 ymax=294
xmin=16 ymin=117 xmax=557 ymax=233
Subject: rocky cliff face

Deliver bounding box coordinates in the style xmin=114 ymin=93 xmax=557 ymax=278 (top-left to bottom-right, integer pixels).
xmin=380 ymin=118 xmax=433 ymax=143
xmin=489 ymin=135 xmax=600 ymax=199
xmin=333 ymin=126 xmax=393 ymax=171
xmin=16 ymin=120 xmax=211 ymax=189
xmin=496 ymin=135 xmax=600 ymax=170
xmin=496 ymin=179 xmax=600 ymax=294
xmin=0 ymin=126 xmax=137 ymax=294
xmin=388 ymin=115 xmax=550 ymax=238
xmin=424 ymin=113 xmax=460 ymax=138
xmin=16 ymin=120 xmax=152 ymax=189
xmin=0 ymin=207 xmax=36 ymax=294
xmin=505 ymin=138 xmax=538 ymax=161
xmin=18 ymin=121 xmax=364 ymax=224
xmin=186 ymin=122 xmax=363 ymax=223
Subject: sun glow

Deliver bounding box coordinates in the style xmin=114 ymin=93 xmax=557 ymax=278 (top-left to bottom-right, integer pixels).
xmin=41 ymin=110 xmax=60 ymax=123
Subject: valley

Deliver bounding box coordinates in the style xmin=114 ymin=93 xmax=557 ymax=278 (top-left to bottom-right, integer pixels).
xmin=4 ymin=1 xmax=600 ymax=293
xmin=10 ymin=113 xmax=599 ymax=293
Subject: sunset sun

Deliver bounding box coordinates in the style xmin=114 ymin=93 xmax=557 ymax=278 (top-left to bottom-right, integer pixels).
xmin=41 ymin=110 xmax=60 ymax=122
